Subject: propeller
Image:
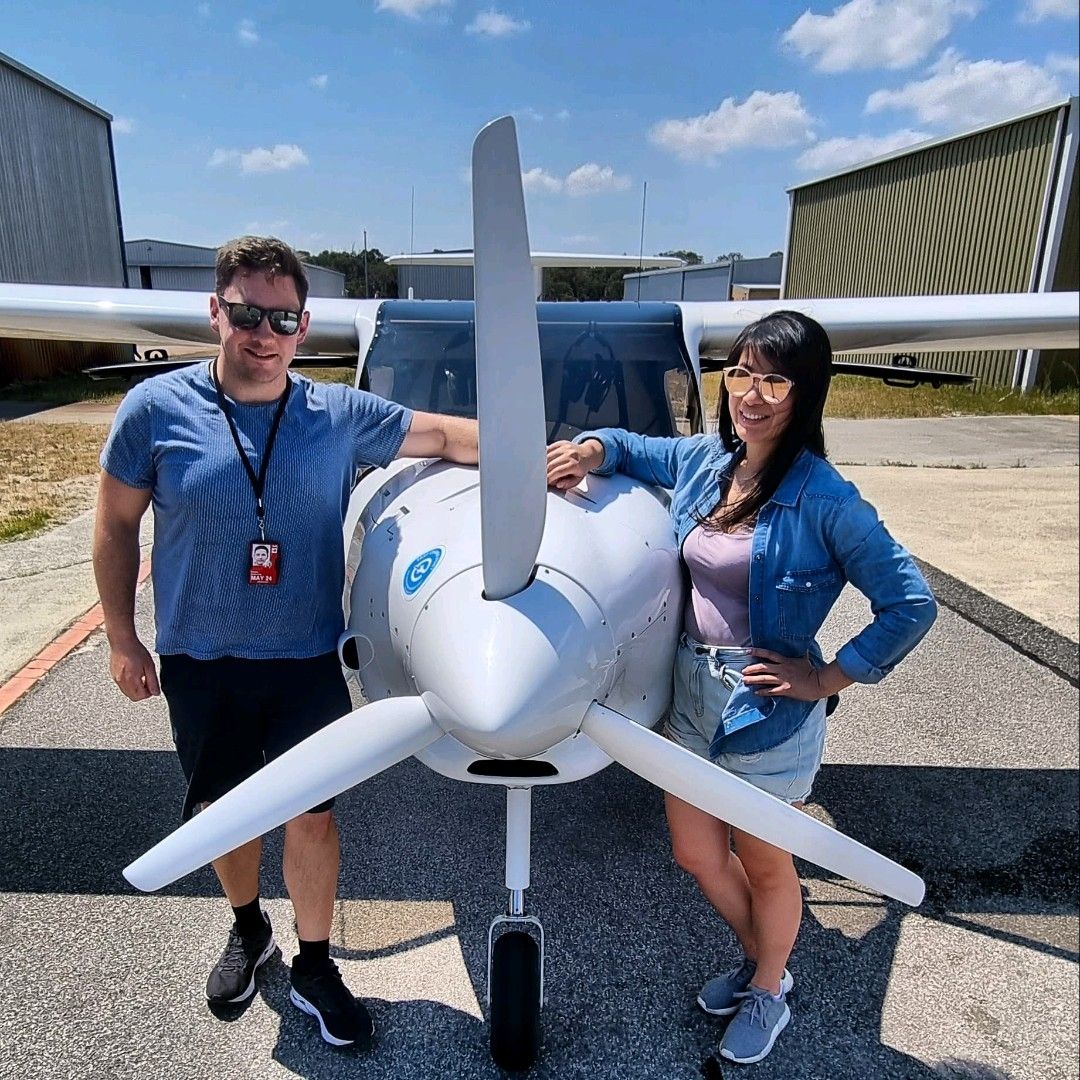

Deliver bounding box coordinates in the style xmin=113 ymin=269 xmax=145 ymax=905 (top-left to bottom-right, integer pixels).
xmin=124 ymin=697 xmax=442 ymax=891
xmin=580 ymin=702 xmax=925 ymax=906
xmin=471 ymin=116 xmax=548 ymax=601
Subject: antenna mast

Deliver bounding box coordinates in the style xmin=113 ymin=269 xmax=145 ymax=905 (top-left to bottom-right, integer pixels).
xmin=636 ymin=180 xmax=648 ymax=302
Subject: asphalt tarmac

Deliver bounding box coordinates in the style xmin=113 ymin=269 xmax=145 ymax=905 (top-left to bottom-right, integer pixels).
xmin=0 ymin=415 xmax=1076 ymax=1079
xmin=0 ymin=585 xmax=1077 ymax=1079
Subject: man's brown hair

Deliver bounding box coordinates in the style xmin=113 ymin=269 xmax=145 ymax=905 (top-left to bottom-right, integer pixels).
xmin=215 ymin=235 xmax=310 ymax=308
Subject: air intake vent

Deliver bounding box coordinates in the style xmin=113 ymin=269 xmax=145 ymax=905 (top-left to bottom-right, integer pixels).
xmin=467 ymin=759 xmax=558 ymax=778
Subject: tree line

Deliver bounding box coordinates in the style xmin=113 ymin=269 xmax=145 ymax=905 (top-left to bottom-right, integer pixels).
xmin=301 ymin=248 xmax=399 ymax=299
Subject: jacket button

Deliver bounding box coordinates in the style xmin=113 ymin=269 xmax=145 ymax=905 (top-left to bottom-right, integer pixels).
xmin=754 ymin=553 xmax=763 ymax=561
xmin=752 ymin=595 xmax=760 ymax=602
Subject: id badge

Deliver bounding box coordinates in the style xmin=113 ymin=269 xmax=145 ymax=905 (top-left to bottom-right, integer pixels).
xmin=249 ymin=540 xmax=281 ymax=585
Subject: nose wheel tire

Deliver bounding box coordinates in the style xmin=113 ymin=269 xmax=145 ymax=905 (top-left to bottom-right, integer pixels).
xmin=489 ymin=930 xmax=542 ymax=1071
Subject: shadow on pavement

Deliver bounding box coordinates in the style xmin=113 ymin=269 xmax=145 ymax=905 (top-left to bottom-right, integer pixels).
xmin=1 ymin=744 xmax=1075 ymax=1077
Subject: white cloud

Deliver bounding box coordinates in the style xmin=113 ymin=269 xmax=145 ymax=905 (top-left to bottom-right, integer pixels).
xmin=866 ymin=49 xmax=1067 ymax=128
xmin=562 ymin=234 xmax=599 ymax=245
xmin=1047 ymin=53 xmax=1080 ymax=79
xmin=375 ymin=0 xmax=451 ymax=17
xmin=797 ymin=128 xmax=931 ymax=171
xmin=782 ymin=0 xmax=979 ymax=73
xmin=112 ymin=116 xmax=135 ymax=135
xmin=522 ymin=167 xmax=563 ymax=193
xmin=467 ymin=9 xmax=531 ymax=36
xmin=1020 ymin=0 xmax=1077 ymax=21
xmin=516 ymin=106 xmax=570 ymax=123
xmin=520 ymin=164 xmax=631 ymax=196
xmin=196 ymin=2 xmax=210 ymax=17
xmin=209 ymin=144 xmax=309 ymax=173
xmin=650 ymin=91 xmax=816 ymax=162
xmin=238 ymin=18 xmax=259 ymax=45
xmin=309 ymin=73 xmax=329 ymax=89
xmin=244 ymin=219 xmax=291 ymax=234
xmin=564 ymin=163 xmax=632 ymax=196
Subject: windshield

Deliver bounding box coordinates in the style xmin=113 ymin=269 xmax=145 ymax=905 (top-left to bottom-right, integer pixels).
xmin=361 ymin=300 xmax=701 ymax=439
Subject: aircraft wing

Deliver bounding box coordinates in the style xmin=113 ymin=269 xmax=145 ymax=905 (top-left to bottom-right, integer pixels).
xmin=1 ymin=281 xmax=1076 ymax=362
xmin=682 ymin=291 xmax=1079 ymax=357
xmin=0 ymin=282 xmax=374 ymax=355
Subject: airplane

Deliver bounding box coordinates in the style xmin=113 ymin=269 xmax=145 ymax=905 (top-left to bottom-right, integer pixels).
xmin=1 ymin=117 xmax=1078 ymax=1071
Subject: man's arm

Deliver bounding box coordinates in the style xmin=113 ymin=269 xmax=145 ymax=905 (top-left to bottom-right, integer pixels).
xmin=92 ymin=471 xmax=159 ymax=701
xmin=397 ymin=411 xmax=479 ymax=463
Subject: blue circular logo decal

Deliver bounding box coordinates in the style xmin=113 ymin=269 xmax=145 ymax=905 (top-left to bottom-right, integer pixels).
xmin=403 ymin=547 xmax=444 ymax=597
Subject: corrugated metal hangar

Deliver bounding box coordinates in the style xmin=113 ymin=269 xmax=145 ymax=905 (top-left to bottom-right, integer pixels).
xmin=387 ymin=252 xmax=684 ymax=300
xmin=783 ymin=97 xmax=1078 ymax=390
xmin=623 ymin=256 xmax=782 ymax=302
xmin=126 ymin=239 xmax=346 ymax=298
xmin=0 ymin=50 xmax=130 ymax=381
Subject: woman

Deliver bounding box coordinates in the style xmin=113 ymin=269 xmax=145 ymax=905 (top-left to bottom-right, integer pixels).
xmin=546 ymin=311 xmax=936 ymax=1065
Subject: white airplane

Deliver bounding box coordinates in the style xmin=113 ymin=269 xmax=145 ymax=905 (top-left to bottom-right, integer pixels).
xmin=2 ymin=117 xmax=1078 ymax=1071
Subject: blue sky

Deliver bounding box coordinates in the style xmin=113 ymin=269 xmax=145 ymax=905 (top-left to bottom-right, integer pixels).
xmin=3 ymin=1 xmax=1077 ymax=260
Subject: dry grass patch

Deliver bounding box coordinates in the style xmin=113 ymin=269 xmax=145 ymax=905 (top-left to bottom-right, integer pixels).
xmin=0 ymin=423 xmax=109 ymax=540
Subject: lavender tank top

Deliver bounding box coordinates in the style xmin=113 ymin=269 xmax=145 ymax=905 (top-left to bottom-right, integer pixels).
xmin=681 ymin=524 xmax=753 ymax=646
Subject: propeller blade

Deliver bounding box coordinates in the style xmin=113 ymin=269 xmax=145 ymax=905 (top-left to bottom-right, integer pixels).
xmin=471 ymin=115 xmax=547 ymax=601
xmin=124 ymin=696 xmax=441 ymax=892
xmin=580 ymin=702 xmax=924 ymax=906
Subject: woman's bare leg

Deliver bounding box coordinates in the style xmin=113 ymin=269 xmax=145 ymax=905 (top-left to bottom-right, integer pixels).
xmin=665 ymin=793 xmax=757 ymax=959
xmin=731 ymin=827 xmax=803 ymax=993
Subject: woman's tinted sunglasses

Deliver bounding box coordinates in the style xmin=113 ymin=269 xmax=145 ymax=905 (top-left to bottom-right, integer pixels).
xmin=217 ymin=296 xmax=303 ymax=336
xmin=722 ymin=366 xmax=795 ymax=404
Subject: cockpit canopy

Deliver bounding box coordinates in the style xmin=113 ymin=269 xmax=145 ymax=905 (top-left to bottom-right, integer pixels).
xmin=362 ymin=301 xmax=702 ymax=440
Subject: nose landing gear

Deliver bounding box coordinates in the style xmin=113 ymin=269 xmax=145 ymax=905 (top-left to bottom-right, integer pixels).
xmin=487 ymin=786 xmax=544 ymax=1071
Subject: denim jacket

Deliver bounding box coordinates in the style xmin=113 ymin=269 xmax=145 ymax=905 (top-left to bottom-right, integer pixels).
xmin=576 ymin=429 xmax=937 ymax=756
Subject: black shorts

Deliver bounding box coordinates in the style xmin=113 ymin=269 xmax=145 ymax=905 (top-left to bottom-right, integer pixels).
xmin=159 ymin=651 xmax=353 ymax=821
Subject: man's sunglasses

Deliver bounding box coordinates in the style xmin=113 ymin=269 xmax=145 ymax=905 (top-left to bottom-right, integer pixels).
xmin=723 ymin=366 xmax=795 ymax=404
xmin=216 ymin=296 xmax=303 ymax=336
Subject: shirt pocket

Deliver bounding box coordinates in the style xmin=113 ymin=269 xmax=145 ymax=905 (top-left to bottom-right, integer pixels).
xmin=775 ymin=565 xmax=842 ymax=640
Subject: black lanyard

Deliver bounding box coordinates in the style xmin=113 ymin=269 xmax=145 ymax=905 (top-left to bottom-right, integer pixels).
xmin=211 ymin=363 xmax=291 ymax=540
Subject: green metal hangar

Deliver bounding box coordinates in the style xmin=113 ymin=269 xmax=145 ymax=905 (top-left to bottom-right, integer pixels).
xmin=783 ymin=97 xmax=1078 ymax=391
xmin=0 ymin=51 xmax=129 ymax=381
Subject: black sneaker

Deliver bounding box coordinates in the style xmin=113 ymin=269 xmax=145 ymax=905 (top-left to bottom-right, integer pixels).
xmin=205 ymin=912 xmax=276 ymax=1004
xmin=289 ymin=959 xmax=374 ymax=1049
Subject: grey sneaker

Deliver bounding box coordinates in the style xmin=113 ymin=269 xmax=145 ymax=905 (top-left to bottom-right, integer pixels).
xmin=205 ymin=912 xmax=276 ymax=1004
xmin=698 ymin=960 xmax=792 ymax=1017
xmin=719 ymin=984 xmax=792 ymax=1065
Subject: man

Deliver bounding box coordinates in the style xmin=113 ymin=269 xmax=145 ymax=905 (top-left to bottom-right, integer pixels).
xmin=93 ymin=235 xmax=478 ymax=1050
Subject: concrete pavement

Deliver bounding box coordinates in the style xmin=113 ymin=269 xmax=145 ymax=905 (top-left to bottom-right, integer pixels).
xmin=0 ymin=400 xmax=124 ymax=425
xmin=0 ymin=502 xmax=152 ymax=685
xmin=826 ymin=414 xmax=1079 ymax=469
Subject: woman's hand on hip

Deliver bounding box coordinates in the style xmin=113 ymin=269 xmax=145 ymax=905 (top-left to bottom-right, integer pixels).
xmin=742 ymin=648 xmax=824 ymax=701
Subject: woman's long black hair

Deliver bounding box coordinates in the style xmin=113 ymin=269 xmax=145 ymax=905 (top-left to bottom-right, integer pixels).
xmin=702 ymin=310 xmax=832 ymax=532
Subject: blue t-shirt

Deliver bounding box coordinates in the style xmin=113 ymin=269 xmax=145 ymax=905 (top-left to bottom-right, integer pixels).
xmin=100 ymin=363 xmax=413 ymax=660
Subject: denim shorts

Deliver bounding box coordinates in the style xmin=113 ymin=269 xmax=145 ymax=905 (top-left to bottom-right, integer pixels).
xmin=664 ymin=636 xmax=827 ymax=805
